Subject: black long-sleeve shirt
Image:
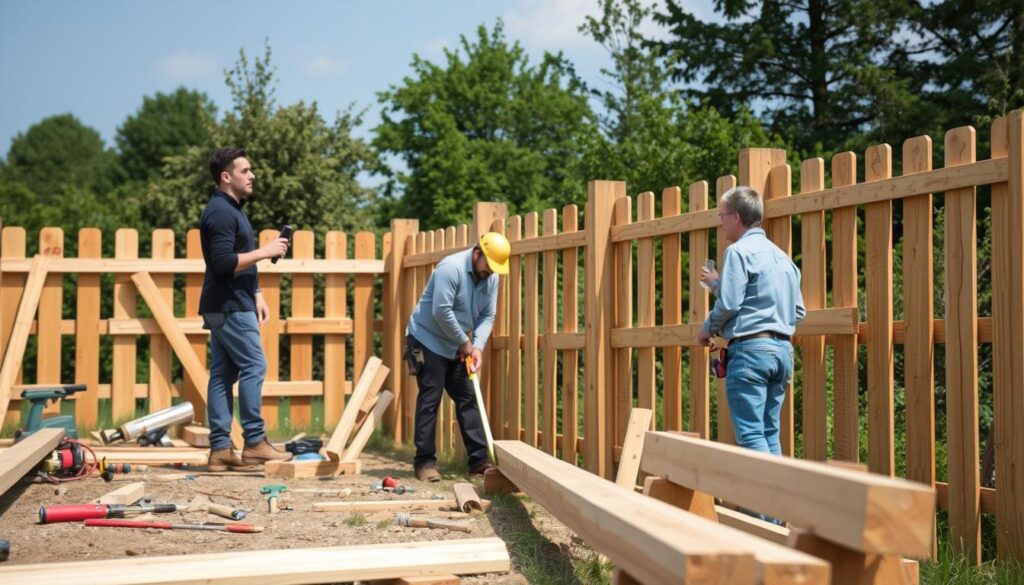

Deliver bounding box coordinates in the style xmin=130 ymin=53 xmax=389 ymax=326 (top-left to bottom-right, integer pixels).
xmin=198 ymin=190 xmax=258 ymax=315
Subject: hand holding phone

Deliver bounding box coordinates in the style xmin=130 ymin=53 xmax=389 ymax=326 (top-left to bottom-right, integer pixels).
xmin=271 ymin=225 xmax=293 ymax=264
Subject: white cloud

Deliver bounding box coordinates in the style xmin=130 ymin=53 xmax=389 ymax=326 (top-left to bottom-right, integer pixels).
xmin=157 ymin=51 xmax=218 ymax=83
xmin=304 ymin=54 xmax=348 ymax=78
xmin=503 ymin=0 xmax=676 ymax=52
xmin=422 ymin=36 xmax=450 ymax=60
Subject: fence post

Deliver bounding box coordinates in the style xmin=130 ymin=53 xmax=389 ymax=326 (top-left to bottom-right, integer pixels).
xmin=585 ymin=180 xmax=626 ymax=478
xmin=384 ymin=219 xmax=418 ymax=445
xmin=472 ymin=202 xmax=508 ymax=447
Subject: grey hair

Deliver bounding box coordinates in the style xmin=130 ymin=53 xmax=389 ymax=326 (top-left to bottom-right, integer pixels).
xmin=721 ymin=186 xmax=763 ymax=228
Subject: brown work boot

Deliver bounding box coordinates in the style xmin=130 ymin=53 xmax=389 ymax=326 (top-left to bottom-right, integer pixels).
xmin=241 ymin=439 xmax=293 ymax=465
xmin=469 ymin=461 xmax=495 ymax=476
xmin=207 ymin=449 xmax=259 ymax=472
xmin=415 ymin=463 xmax=441 ymax=482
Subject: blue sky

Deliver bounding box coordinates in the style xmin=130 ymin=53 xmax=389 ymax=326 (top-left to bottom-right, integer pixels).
xmin=0 ymin=0 xmax=713 ymax=155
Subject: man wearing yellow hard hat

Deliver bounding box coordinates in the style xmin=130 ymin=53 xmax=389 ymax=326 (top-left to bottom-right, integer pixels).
xmin=404 ymin=232 xmax=510 ymax=481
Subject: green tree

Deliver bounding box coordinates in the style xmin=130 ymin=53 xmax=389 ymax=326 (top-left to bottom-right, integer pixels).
xmin=651 ymin=0 xmax=914 ymax=155
xmin=151 ymin=43 xmax=380 ymax=240
xmin=116 ymin=87 xmax=217 ymax=181
xmin=373 ymin=21 xmax=596 ymax=229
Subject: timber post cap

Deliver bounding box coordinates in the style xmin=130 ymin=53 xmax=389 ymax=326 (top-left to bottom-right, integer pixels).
xmin=479 ymin=232 xmax=510 ymax=275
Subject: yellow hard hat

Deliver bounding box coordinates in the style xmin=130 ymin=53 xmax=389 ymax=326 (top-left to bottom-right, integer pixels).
xmin=478 ymin=232 xmax=510 ymax=275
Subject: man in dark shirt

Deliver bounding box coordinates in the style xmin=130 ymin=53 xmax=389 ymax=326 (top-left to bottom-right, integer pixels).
xmin=200 ymin=147 xmax=292 ymax=471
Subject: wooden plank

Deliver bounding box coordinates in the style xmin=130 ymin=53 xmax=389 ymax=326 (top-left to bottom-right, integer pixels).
xmin=148 ymin=229 xmax=175 ymax=413
xmin=372 ymin=576 xmax=462 ymax=585
xmin=264 ymin=459 xmax=362 ymax=479
xmin=131 ymin=271 xmax=243 ymax=449
xmin=799 ymin=159 xmax=827 ymax=461
xmin=289 ymin=230 xmax=314 ymax=428
xmin=184 ymin=229 xmax=207 ymax=424
xmin=612 ymin=196 xmax=633 ymax=455
xmin=865 ymin=144 xmax=895 ymax=475
xmin=0 ymin=538 xmax=511 ymax=585
xmin=37 ymin=228 xmax=63 ymax=416
xmin=831 ymin=152 xmax=860 ymax=462
xmin=323 ymin=231 xmax=348 ymax=428
xmin=901 ymin=135 xmax=936 ymax=557
xmin=643 ymin=476 xmax=718 ymax=522
xmin=715 ymin=505 xmax=790 ymax=545
xmin=96 ymin=481 xmax=146 ymax=505
xmin=992 ymin=112 xmax=1024 ymax=563
xmin=0 ymin=428 xmax=64 ymax=496
xmin=944 ymin=126 xmax=981 ymax=562
xmin=181 ymin=425 xmax=211 ymax=448
xmin=0 ymin=257 xmax=386 ymax=274
xmin=314 ymin=498 xmax=474 ymax=513
xmin=75 ymin=228 xmax=102 ymax=427
xmin=354 ymin=232 xmax=375 ymax=385
xmin=342 ymin=389 xmax=395 ymax=462
xmin=661 ymin=188 xmax=683 ymax=432
xmin=609 ymin=157 xmax=1007 ymax=242
xmin=522 ymin=212 xmax=539 ymax=447
xmin=687 ymin=183 xmax=710 ymax=438
xmin=561 ymin=205 xmax=579 ymax=462
xmin=0 ymin=255 xmax=47 ymax=424
xmin=76 ymin=446 xmax=209 ymax=465
xmin=496 ymin=440 xmax=757 ymax=583
xmin=615 ymin=408 xmax=653 ymax=489
xmin=506 ymin=217 xmax=523 ymax=443
xmin=541 ymin=209 xmax=558 ymax=456
xmin=765 ymin=164 xmax=795 ymax=455
xmin=258 ymin=229 xmax=282 ymax=429
xmin=112 ymin=229 xmax=138 ymax=422
xmin=325 ymin=357 xmax=387 ymax=460
xmin=641 ymin=431 xmax=935 ymax=556
xmin=404 ymin=231 xmax=585 ymax=267
xmin=0 ymin=227 xmax=26 ymax=428
xmin=384 ymin=220 xmax=418 ymax=443
xmin=715 ymin=176 xmax=736 ymax=444
xmin=636 ymin=193 xmax=656 ymax=422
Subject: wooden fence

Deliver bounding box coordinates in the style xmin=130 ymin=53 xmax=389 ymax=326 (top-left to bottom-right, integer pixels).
xmin=393 ymin=111 xmax=1024 ymax=565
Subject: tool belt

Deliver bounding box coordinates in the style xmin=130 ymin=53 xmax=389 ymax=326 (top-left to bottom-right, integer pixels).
xmin=730 ymin=331 xmax=791 ymax=344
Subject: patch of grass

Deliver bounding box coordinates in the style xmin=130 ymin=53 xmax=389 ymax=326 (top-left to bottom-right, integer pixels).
xmin=345 ymin=512 xmax=368 ymax=527
xmin=921 ymin=540 xmax=1024 ymax=585
xmin=375 ymin=518 xmax=392 ymax=529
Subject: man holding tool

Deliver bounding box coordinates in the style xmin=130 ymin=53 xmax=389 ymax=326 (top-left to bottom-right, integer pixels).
xmin=200 ymin=148 xmax=293 ymax=471
xmin=405 ymin=233 xmax=510 ymax=482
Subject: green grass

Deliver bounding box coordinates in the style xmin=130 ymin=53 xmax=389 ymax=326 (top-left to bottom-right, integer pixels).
xmin=922 ymin=541 xmax=1024 ymax=585
xmin=345 ymin=512 xmax=368 ymax=527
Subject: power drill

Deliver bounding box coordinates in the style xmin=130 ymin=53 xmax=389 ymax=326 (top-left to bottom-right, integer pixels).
xmin=15 ymin=384 xmax=85 ymax=441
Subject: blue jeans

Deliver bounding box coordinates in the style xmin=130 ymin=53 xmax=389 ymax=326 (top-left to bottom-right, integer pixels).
xmin=205 ymin=311 xmax=267 ymax=450
xmin=725 ymin=337 xmax=793 ymax=455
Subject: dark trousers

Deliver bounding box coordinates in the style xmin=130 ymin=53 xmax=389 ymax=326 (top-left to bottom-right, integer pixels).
xmin=408 ymin=335 xmax=490 ymax=469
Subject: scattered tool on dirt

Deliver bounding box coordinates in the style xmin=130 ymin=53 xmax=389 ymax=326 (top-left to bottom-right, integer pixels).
xmin=84 ymin=519 xmax=263 ymax=533
xmin=371 ymin=476 xmax=415 ymax=494
xmin=99 ymin=402 xmax=194 ymax=446
xmin=39 ymin=503 xmax=180 ymax=524
xmin=16 ymin=384 xmax=85 ymax=440
xmin=259 ymin=485 xmax=288 ymax=514
xmin=37 ymin=440 xmax=99 ymax=483
xmin=0 ymin=539 xmax=8 ymax=562
xmin=284 ymin=437 xmax=323 ymax=456
xmin=97 ymin=459 xmax=149 ymax=482
xmin=207 ymin=503 xmax=247 ymax=521
xmin=394 ymin=512 xmax=472 ymax=533
xmin=465 ymin=357 xmax=496 ymax=464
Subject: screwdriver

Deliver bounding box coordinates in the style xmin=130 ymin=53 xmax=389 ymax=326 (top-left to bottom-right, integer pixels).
xmin=84 ymin=519 xmax=263 ymax=533
xmin=39 ymin=503 xmax=179 ymax=524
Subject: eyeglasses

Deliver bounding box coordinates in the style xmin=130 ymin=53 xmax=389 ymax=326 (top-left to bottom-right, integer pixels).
xmin=718 ymin=211 xmax=736 ymax=218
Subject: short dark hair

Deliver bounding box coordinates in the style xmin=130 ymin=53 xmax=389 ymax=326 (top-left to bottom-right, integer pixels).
xmin=208 ymin=148 xmax=247 ymax=186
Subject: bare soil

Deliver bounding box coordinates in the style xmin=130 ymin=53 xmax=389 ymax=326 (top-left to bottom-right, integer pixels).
xmin=0 ymin=447 xmax=590 ymax=584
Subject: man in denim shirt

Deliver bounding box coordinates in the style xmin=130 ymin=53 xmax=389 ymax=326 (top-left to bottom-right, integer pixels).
xmin=405 ymin=233 xmax=510 ymax=481
xmin=698 ymin=186 xmax=805 ymax=457
xmin=199 ymin=148 xmax=292 ymax=471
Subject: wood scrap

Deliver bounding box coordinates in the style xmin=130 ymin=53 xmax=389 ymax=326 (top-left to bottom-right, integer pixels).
xmin=180 ymin=425 xmax=210 ymax=448
xmin=314 ymin=499 xmax=492 ymax=514
xmin=341 ymin=390 xmax=394 ymax=461
xmin=95 ymin=482 xmax=146 ymax=505
xmin=264 ymin=459 xmax=361 ymax=479
xmin=325 ymin=356 xmax=388 ymax=461
xmin=452 ymin=483 xmax=483 ymax=515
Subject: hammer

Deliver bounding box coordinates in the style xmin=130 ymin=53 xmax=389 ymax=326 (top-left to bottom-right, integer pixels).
xmin=259 ymin=485 xmax=288 ymax=514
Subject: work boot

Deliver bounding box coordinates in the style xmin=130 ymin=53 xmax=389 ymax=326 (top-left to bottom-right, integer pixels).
xmin=241 ymin=439 xmax=293 ymax=465
xmin=207 ymin=449 xmax=259 ymax=472
xmin=469 ymin=461 xmax=495 ymax=476
xmin=415 ymin=463 xmax=441 ymax=482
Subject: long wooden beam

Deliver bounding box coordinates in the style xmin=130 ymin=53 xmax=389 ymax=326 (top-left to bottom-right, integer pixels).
xmin=0 ymin=256 xmax=48 ymax=423
xmin=131 ymin=272 xmax=243 ymax=449
xmin=495 ymin=440 xmax=759 ymax=584
xmin=0 ymin=258 xmax=385 ymax=274
xmin=0 ymin=428 xmax=64 ymax=496
xmin=0 ymin=538 xmax=510 ymax=585
xmin=641 ymin=432 xmax=935 ymax=557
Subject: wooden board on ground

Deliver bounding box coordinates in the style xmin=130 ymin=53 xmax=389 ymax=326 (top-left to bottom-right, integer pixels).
xmin=325 ymin=356 xmax=388 ymax=461
xmin=96 ymin=482 xmax=146 ymax=505
xmin=313 ymin=499 xmax=491 ymax=514
xmin=0 ymin=428 xmax=64 ymax=496
xmin=264 ymin=459 xmax=361 ymax=479
xmin=453 ymin=483 xmax=483 ymax=514
xmin=0 ymin=538 xmax=511 ymax=585
xmin=75 ymin=447 xmax=209 ymax=466
xmin=180 ymin=425 xmax=210 ymax=448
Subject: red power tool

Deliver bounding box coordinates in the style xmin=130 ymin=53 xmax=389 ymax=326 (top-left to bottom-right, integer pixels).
xmin=39 ymin=503 xmax=179 ymax=524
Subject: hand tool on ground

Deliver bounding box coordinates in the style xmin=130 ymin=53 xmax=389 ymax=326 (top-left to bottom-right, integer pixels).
xmin=465 ymin=356 xmax=496 ymax=464
xmin=96 ymin=459 xmax=149 ymax=482
xmin=84 ymin=519 xmax=263 ymax=533
xmin=0 ymin=540 xmax=8 ymax=562
xmin=371 ymin=476 xmax=415 ymax=494
xmin=16 ymin=384 xmax=85 ymax=440
xmin=394 ymin=513 xmax=472 ymax=533
xmin=38 ymin=440 xmax=99 ymax=483
xmin=284 ymin=436 xmax=323 ymax=455
xmin=259 ymin=485 xmax=288 ymax=514
xmin=39 ymin=502 xmax=180 ymax=524
xmin=207 ymin=503 xmax=247 ymax=520
xmin=100 ymin=402 xmax=194 ymax=445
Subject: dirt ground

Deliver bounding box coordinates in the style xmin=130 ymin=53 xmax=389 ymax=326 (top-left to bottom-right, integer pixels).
xmin=0 ymin=446 xmax=593 ymax=584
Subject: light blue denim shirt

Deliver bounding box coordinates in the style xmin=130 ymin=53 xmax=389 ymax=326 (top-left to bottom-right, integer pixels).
xmin=407 ymin=247 xmax=498 ymax=359
xmin=703 ymin=228 xmax=806 ymax=340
